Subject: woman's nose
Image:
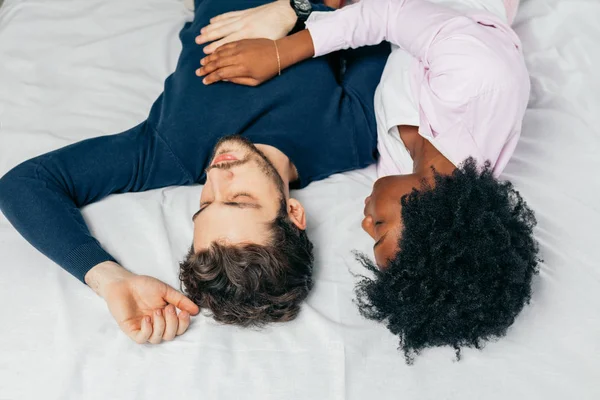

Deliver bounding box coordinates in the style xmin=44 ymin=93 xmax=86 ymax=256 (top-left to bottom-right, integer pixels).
xmin=361 ymin=215 xmax=376 ymax=239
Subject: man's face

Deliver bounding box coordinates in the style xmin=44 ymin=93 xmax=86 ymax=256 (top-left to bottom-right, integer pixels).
xmin=192 ymin=136 xmax=286 ymax=251
xmin=361 ymin=174 xmax=422 ymax=269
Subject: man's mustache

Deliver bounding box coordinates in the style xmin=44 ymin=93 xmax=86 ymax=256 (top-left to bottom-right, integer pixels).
xmin=205 ymin=157 xmax=250 ymax=173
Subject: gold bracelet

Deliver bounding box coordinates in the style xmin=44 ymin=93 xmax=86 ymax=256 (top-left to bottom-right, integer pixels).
xmin=273 ymin=40 xmax=281 ymax=76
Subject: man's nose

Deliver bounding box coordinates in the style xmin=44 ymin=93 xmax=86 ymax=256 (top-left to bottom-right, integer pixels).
xmin=207 ymin=168 xmax=234 ymax=193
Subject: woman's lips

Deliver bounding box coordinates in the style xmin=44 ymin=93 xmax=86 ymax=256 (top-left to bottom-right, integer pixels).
xmin=211 ymin=153 xmax=238 ymax=165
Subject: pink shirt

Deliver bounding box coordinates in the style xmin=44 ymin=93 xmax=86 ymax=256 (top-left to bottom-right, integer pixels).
xmin=306 ymin=0 xmax=530 ymax=176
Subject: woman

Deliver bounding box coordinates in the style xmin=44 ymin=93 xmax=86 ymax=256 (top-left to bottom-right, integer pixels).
xmin=197 ymin=0 xmax=540 ymax=362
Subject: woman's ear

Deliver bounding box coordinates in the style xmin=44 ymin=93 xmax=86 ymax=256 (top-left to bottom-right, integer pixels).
xmin=287 ymin=198 xmax=307 ymax=230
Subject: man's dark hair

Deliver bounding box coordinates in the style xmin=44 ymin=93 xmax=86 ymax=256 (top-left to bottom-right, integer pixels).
xmin=179 ymin=200 xmax=314 ymax=327
xmin=355 ymin=158 xmax=540 ymax=363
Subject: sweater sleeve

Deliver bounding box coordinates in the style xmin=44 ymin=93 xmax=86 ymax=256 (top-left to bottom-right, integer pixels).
xmin=310 ymin=2 xmax=333 ymax=13
xmin=306 ymin=0 xmax=466 ymax=59
xmin=0 ymin=122 xmax=193 ymax=282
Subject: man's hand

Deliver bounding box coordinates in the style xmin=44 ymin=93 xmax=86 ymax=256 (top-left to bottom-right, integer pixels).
xmin=85 ymin=262 xmax=200 ymax=344
xmin=195 ymin=0 xmax=297 ymax=55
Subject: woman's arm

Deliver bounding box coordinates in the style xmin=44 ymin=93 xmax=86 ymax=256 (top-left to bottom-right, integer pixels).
xmin=198 ymin=0 xmax=480 ymax=85
xmin=306 ymin=0 xmax=467 ymax=59
xmin=197 ymin=31 xmax=316 ymax=86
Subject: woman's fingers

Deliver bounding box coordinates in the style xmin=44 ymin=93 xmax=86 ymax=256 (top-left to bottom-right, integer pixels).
xmin=197 ymin=51 xmax=239 ymax=77
xmin=148 ymin=309 xmax=166 ymax=344
xmin=228 ymin=77 xmax=260 ymax=87
xmin=201 ymin=65 xmax=248 ymax=85
xmin=196 ymin=57 xmax=233 ymax=77
xmin=176 ymin=311 xmax=191 ymax=336
xmin=162 ymin=305 xmax=179 ymax=341
xmin=200 ymin=45 xmax=237 ymax=67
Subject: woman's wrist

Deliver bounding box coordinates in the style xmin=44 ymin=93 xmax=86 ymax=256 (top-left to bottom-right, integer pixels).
xmin=275 ymin=29 xmax=316 ymax=71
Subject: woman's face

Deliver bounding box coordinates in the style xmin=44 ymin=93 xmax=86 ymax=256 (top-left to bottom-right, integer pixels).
xmin=361 ymin=174 xmax=422 ymax=268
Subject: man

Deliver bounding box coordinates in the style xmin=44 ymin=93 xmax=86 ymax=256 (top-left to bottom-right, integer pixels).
xmin=0 ymin=0 xmax=389 ymax=344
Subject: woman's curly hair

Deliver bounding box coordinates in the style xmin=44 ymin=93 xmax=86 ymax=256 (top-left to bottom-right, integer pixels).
xmin=355 ymin=158 xmax=540 ymax=363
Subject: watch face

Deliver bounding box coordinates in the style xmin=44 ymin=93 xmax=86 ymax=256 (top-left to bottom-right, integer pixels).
xmin=299 ymin=3 xmax=310 ymax=11
xmin=294 ymin=0 xmax=311 ymax=12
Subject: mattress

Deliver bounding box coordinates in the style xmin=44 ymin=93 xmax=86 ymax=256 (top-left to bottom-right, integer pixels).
xmin=0 ymin=0 xmax=599 ymax=399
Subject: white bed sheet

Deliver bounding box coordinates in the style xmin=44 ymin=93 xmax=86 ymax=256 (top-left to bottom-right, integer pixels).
xmin=0 ymin=0 xmax=599 ymax=399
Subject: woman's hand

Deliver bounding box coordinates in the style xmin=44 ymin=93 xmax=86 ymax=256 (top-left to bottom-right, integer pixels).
xmin=196 ymin=39 xmax=281 ymax=86
xmin=196 ymin=30 xmax=316 ymax=87
xmin=196 ymin=0 xmax=297 ymax=55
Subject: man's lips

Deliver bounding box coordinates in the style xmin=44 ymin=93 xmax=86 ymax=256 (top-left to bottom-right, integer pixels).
xmin=211 ymin=153 xmax=238 ymax=166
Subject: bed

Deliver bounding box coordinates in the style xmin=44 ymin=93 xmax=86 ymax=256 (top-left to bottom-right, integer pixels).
xmin=0 ymin=0 xmax=598 ymax=398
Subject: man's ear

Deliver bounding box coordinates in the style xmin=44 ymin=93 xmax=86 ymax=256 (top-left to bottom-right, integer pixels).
xmin=287 ymin=198 xmax=307 ymax=230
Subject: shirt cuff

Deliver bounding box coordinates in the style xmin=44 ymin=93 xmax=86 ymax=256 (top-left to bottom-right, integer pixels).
xmin=306 ymin=17 xmax=346 ymax=58
xmin=307 ymin=10 xmax=331 ymax=23
xmin=63 ymin=241 xmax=117 ymax=283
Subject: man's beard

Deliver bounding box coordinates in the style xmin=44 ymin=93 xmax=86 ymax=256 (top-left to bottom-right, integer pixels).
xmin=206 ymin=135 xmax=287 ymax=201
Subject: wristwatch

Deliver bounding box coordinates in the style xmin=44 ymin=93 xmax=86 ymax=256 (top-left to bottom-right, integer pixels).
xmin=289 ymin=0 xmax=313 ymax=33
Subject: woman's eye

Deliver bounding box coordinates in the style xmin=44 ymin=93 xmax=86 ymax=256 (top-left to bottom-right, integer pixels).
xmin=374 ymin=221 xmax=383 ymax=226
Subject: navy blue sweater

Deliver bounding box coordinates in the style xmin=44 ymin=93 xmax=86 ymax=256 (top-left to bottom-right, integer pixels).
xmin=0 ymin=0 xmax=389 ymax=282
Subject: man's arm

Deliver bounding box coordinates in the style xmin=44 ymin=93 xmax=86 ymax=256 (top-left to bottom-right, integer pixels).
xmin=0 ymin=122 xmax=199 ymax=343
xmin=195 ymin=0 xmax=334 ymax=54
xmin=0 ymin=121 xmax=191 ymax=282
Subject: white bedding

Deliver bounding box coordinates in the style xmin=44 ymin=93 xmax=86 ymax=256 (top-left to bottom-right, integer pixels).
xmin=0 ymin=0 xmax=599 ymax=399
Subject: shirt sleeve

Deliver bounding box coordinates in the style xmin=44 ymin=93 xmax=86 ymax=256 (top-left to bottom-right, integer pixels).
xmin=0 ymin=122 xmax=193 ymax=282
xmin=307 ymin=0 xmax=529 ymax=174
xmin=306 ymin=0 xmax=467 ymax=59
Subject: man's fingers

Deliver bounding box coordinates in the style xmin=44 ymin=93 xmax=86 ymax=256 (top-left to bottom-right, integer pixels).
xmin=130 ymin=315 xmax=152 ymax=344
xmin=162 ymin=305 xmax=179 ymax=341
xmin=209 ymin=9 xmax=245 ymax=23
xmin=202 ymin=17 xmax=241 ymax=34
xmin=229 ymin=77 xmax=260 ymax=87
xmin=196 ymin=20 xmax=241 ymax=45
xmin=163 ymin=284 xmax=200 ymax=315
xmin=202 ymin=66 xmax=247 ymax=85
xmin=148 ymin=309 xmax=166 ymax=344
xmin=203 ymin=32 xmax=242 ymax=55
xmin=176 ymin=311 xmax=191 ymax=336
